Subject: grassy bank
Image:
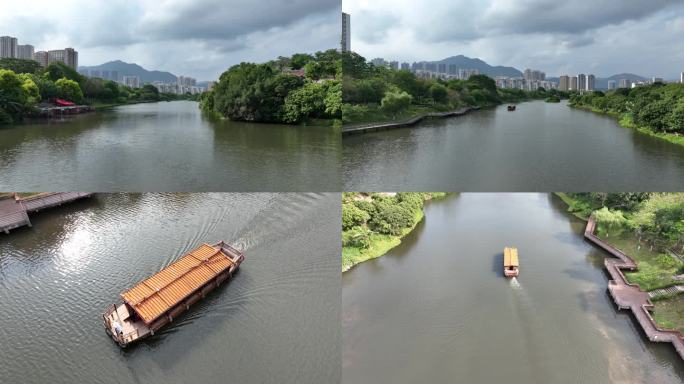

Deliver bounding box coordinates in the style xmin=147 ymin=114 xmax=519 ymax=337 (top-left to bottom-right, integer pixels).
xmin=653 ymin=295 xmax=684 ymax=334
xmin=342 ymin=192 xmax=447 ymax=272
xmin=556 ymin=193 xmax=684 ymax=331
xmin=556 ymin=193 xmax=684 ymax=291
xmin=569 ymin=83 xmax=684 ymax=148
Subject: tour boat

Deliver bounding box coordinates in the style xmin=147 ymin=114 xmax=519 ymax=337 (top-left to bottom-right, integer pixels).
xmin=103 ymin=241 xmax=244 ymax=347
xmin=503 ymin=247 xmax=519 ymax=277
xmin=507 ymin=105 xmax=516 ymax=111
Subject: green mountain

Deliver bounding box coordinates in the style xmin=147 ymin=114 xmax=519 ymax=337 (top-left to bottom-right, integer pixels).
xmin=78 ymin=60 xmax=177 ymax=83
xmin=430 ymin=55 xmax=523 ymax=77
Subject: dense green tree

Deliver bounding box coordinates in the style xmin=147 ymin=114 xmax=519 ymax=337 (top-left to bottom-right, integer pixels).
xmin=380 ymin=90 xmax=412 ymax=119
xmin=290 ymin=53 xmax=314 ymax=70
xmin=283 ymin=82 xmax=327 ymax=123
xmin=55 ymin=77 xmax=84 ymax=103
xmin=45 ymin=62 xmax=82 ymax=83
xmin=342 ymin=203 xmax=371 ymax=230
xmin=0 ymin=69 xmax=28 ymax=121
xmin=429 ymin=83 xmax=448 ymax=104
xmin=0 ymin=58 xmax=42 ymax=74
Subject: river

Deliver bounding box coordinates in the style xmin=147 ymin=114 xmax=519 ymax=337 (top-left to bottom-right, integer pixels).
xmin=342 ymin=101 xmax=684 ymax=191
xmin=0 ymin=193 xmax=340 ymax=384
xmin=342 ymin=193 xmax=684 ymax=384
xmin=0 ymin=101 xmax=340 ymax=191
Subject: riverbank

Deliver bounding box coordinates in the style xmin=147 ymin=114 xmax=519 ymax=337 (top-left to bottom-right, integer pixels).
xmin=583 ymin=216 xmax=684 ymax=360
xmin=342 ymin=107 xmax=479 ymax=136
xmin=556 ymin=193 xmax=684 ymax=334
xmin=569 ymin=103 xmax=684 ymax=147
xmin=342 ymin=192 xmax=448 ymax=272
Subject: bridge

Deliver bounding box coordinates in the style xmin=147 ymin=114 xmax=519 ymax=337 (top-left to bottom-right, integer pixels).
xmin=0 ymin=193 xmax=94 ymax=234
xmin=342 ymin=107 xmax=479 ymax=136
xmin=584 ymin=216 xmax=684 ymax=360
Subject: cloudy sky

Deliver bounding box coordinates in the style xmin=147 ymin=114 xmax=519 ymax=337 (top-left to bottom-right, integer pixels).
xmin=343 ymin=0 xmax=684 ymax=79
xmin=1 ymin=0 xmax=340 ymax=80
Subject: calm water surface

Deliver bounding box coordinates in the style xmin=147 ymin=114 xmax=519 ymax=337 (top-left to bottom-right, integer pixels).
xmin=343 ymin=101 xmax=684 ymax=191
xmin=0 ymin=101 xmax=340 ymax=191
xmin=0 ymin=193 xmax=340 ymax=384
xmin=343 ymin=193 xmax=684 ymax=384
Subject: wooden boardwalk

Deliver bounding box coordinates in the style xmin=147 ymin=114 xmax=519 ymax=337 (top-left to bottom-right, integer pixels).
xmin=341 ymin=107 xmax=480 ymax=136
xmin=0 ymin=193 xmax=94 ymax=234
xmin=584 ymin=216 xmax=684 ymax=360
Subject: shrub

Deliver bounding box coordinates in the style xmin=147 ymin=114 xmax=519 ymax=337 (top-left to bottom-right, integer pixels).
xmin=342 ymin=203 xmax=371 ymax=230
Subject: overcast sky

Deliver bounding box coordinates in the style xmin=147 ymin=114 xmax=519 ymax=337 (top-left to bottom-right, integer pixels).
xmin=0 ymin=0 xmax=340 ymax=80
xmin=343 ymin=0 xmax=684 ymax=78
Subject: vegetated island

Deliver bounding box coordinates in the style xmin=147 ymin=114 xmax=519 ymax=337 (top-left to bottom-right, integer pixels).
xmin=341 ymin=51 xmax=570 ymax=126
xmin=557 ymin=192 xmax=684 ymax=333
xmin=569 ymin=82 xmax=684 ymax=147
xmin=342 ymin=192 xmax=448 ymax=272
xmin=199 ymin=50 xmax=341 ymax=126
xmin=0 ymin=58 xmax=195 ymax=125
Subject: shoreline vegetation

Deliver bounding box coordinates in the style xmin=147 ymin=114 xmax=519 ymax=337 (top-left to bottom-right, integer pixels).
xmin=341 ymin=51 xmax=569 ymax=126
xmin=0 ymin=58 xmax=195 ymax=125
xmin=199 ymin=50 xmax=341 ymax=126
xmin=556 ymin=192 xmax=684 ymax=332
xmin=342 ymin=192 xmax=448 ymax=272
xmin=569 ymin=83 xmax=684 ymax=147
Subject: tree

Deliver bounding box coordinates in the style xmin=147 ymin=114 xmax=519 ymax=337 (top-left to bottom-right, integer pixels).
xmin=667 ymin=100 xmax=684 ymax=133
xmin=636 ymin=99 xmax=671 ymax=132
xmin=381 ymin=90 xmax=412 ymax=118
xmin=45 ymin=62 xmax=83 ymax=83
xmin=290 ymin=53 xmax=314 ymax=70
xmin=55 ymin=77 xmax=84 ymax=103
xmin=429 ymin=83 xmax=448 ymax=104
xmin=323 ymin=80 xmax=342 ymax=117
xmin=0 ymin=58 xmax=42 ymax=74
xmin=0 ymin=69 xmax=28 ymax=121
xmin=342 ymin=203 xmax=371 ymax=230
xmin=283 ymin=82 xmax=327 ymax=123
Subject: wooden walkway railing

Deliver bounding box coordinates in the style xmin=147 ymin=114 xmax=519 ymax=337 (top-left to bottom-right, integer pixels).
xmin=584 ymin=216 xmax=684 ymax=360
xmin=0 ymin=193 xmax=94 ymax=234
xmin=341 ymin=107 xmax=480 ymax=136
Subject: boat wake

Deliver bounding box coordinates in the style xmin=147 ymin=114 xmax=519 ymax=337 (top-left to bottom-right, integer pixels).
xmin=510 ymin=277 xmax=522 ymax=289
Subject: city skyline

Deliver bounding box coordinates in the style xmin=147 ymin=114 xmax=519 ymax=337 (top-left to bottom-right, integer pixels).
xmin=342 ymin=0 xmax=684 ymax=79
xmin=0 ymin=0 xmax=340 ymax=80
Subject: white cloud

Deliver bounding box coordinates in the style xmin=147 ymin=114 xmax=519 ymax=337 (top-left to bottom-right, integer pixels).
xmin=0 ymin=0 xmax=340 ymax=79
xmin=342 ymin=0 xmax=684 ymax=78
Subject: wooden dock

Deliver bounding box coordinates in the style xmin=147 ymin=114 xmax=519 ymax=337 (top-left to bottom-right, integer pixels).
xmin=584 ymin=216 xmax=684 ymax=360
xmin=341 ymin=107 xmax=480 ymax=137
xmin=0 ymin=193 xmax=94 ymax=234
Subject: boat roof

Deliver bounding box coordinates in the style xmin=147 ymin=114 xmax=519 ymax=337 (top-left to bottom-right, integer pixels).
xmin=121 ymin=243 xmax=235 ymax=325
xmin=504 ymin=247 xmax=519 ymax=267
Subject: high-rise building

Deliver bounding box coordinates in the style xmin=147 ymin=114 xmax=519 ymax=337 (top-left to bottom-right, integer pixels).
xmin=523 ymin=69 xmax=545 ymax=82
xmin=400 ymin=62 xmax=410 ymax=71
xmin=389 ymin=61 xmax=399 ymax=70
xmin=33 ymin=51 xmax=48 ymax=67
xmin=577 ymin=74 xmax=586 ymax=91
xmin=586 ymin=74 xmax=595 ymax=91
xmin=16 ymin=44 xmax=34 ymax=60
xmin=370 ymin=58 xmax=386 ymax=67
xmin=341 ymin=12 xmax=351 ymax=53
xmin=652 ymin=77 xmax=663 ymax=84
xmin=607 ymin=80 xmax=617 ymax=90
xmin=0 ymin=36 xmax=18 ymax=58
xmin=618 ymin=79 xmax=631 ymax=88
xmin=48 ymin=48 xmax=78 ymax=69
xmin=559 ymin=75 xmax=569 ymax=91
xmin=123 ymin=76 xmax=140 ymax=88
xmin=569 ymin=76 xmax=578 ymax=91
xmin=681 ymin=72 xmax=684 ymax=83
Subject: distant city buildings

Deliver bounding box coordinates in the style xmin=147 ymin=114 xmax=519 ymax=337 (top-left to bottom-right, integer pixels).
xmin=16 ymin=44 xmax=33 ymax=59
xmin=619 ymin=78 xmax=632 ymax=88
xmin=0 ymin=35 xmax=78 ymax=69
xmin=577 ymin=74 xmax=586 ymax=91
xmin=0 ymin=36 xmax=18 ymax=58
xmin=587 ymin=74 xmax=595 ymax=91
xmin=559 ymin=75 xmax=569 ymax=91
xmin=607 ymin=80 xmax=616 ymax=90
xmin=151 ymin=75 xmax=205 ymax=95
xmin=681 ymin=72 xmax=684 ymax=84
xmin=122 ymin=76 xmax=140 ymax=89
xmin=80 ymin=69 xmax=119 ymax=82
xmin=523 ymin=68 xmax=545 ymax=82
xmin=569 ymin=76 xmax=578 ymax=91
xmin=48 ymin=48 xmax=78 ymax=68
xmin=33 ymin=51 xmax=48 ymax=67
xmin=341 ymin=13 xmax=351 ymax=53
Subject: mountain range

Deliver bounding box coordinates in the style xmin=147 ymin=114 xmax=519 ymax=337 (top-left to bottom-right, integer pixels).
xmin=78 ymin=60 xmax=177 ymax=83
